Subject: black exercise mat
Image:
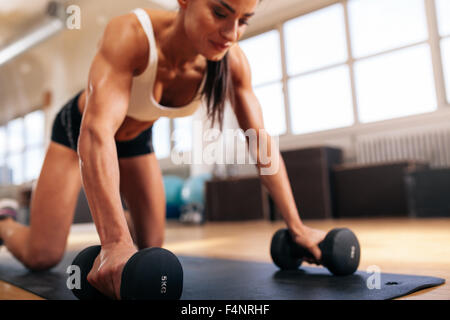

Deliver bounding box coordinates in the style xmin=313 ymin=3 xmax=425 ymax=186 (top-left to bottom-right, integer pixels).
xmin=0 ymin=251 xmax=445 ymax=300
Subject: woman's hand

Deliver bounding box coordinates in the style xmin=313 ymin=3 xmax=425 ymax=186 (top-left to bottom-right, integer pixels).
xmin=87 ymin=241 xmax=137 ymax=299
xmin=289 ymin=225 xmax=327 ymax=265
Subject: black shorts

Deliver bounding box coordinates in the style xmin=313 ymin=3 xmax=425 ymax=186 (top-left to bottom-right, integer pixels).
xmin=51 ymin=91 xmax=154 ymax=158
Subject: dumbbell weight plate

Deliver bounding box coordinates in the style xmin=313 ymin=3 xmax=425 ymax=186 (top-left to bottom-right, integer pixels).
xmin=270 ymin=229 xmax=303 ymax=270
xmin=321 ymin=228 xmax=360 ymax=276
xmin=71 ymin=245 xmax=110 ymax=300
xmin=120 ymin=247 xmax=184 ymax=300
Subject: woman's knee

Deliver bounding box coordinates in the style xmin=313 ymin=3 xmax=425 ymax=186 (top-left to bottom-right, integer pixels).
xmin=23 ymin=246 xmax=65 ymax=271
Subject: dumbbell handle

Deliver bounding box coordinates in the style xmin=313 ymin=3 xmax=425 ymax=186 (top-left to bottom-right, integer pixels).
xmin=286 ymin=233 xmax=325 ymax=262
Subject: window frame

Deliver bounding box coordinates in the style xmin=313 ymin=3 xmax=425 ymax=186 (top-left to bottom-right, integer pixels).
xmin=0 ymin=110 xmax=46 ymax=186
xmin=237 ymin=0 xmax=449 ymax=142
xmin=157 ymin=0 xmax=449 ymax=165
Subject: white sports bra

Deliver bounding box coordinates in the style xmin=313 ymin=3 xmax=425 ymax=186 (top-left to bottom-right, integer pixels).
xmin=127 ymin=8 xmax=206 ymax=121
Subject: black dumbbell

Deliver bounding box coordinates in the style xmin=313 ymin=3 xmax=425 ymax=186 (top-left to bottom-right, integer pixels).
xmin=270 ymin=228 xmax=360 ymax=276
xmin=70 ymin=245 xmax=183 ymax=300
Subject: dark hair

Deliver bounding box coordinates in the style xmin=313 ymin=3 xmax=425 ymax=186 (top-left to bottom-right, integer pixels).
xmin=201 ymin=53 xmax=234 ymax=132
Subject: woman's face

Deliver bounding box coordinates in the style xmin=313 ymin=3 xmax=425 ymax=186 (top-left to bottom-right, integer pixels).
xmin=179 ymin=0 xmax=259 ymax=61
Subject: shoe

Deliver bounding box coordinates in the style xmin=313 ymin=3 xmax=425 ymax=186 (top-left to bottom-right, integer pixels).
xmin=0 ymin=198 xmax=19 ymax=246
xmin=0 ymin=198 xmax=19 ymax=220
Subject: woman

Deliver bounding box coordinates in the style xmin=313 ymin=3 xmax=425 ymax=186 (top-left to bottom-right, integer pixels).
xmin=0 ymin=0 xmax=326 ymax=299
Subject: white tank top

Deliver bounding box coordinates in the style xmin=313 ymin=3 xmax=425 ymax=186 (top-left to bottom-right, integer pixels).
xmin=127 ymin=8 xmax=206 ymax=121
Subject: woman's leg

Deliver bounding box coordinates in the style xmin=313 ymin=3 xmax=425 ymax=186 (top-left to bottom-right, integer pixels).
xmin=118 ymin=152 xmax=166 ymax=250
xmin=0 ymin=142 xmax=82 ymax=270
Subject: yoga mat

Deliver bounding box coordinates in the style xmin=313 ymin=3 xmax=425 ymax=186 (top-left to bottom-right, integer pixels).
xmin=0 ymin=251 xmax=445 ymax=300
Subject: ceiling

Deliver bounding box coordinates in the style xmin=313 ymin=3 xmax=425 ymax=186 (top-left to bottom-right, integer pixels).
xmin=0 ymin=0 xmax=50 ymax=14
xmin=0 ymin=0 xmax=309 ymax=38
xmin=0 ymin=0 xmax=54 ymax=46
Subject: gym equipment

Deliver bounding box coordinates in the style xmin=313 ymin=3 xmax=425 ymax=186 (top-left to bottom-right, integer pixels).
xmin=0 ymin=252 xmax=445 ymax=300
xmin=162 ymin=175 xmax=185 ymax=219
xmin=179 ymin=173 xmax=212 ymax=224
xmin=204 ymin=176 xmax=267 ymax=221
xmin=405 ymin=168 xmax=450 ymax=217
xmin=333 ymin=161 xmax=429 ymax=218
xmin=71 ymin=245 xmax=183 ymax=300
xmin=180 ymin=173 xmax=212 ymax=205
xmin=270 ymin=228 xmax=360 ymax=276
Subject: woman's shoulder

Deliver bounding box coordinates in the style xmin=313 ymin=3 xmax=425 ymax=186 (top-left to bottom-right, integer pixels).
xmin=139 ymin=8 xmax=177 ymax=33
xmin=96 ymin=12 xmax=151 ymax=73
xmin=103 ymin=8 xmax=173 ymax=48
xmin=228 ymin=44 xmax=252 ymax=88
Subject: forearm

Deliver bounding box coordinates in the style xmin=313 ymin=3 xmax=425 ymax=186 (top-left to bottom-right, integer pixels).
xmin=258 ymin=154 xmax=305 ymax=235
xmin=78 ymin=132 xmax=132 ymax=246
xmin=251 ymin=132 xmax=305 ymax=235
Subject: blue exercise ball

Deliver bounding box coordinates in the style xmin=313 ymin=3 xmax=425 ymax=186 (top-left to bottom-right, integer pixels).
xmin=162 ymin=175 xmax=184 ymax=219
xmin=179 ymin=173 xmax=212 ymax=223
xmin=181 ymin=173 xmax=212 ymax=205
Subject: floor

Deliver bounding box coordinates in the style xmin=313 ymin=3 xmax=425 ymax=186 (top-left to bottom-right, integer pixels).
xmin=0 ymin=217 xmax=449 ymax=300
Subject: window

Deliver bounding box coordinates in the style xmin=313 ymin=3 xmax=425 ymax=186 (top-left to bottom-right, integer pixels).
xmin=1 ymin=110 xmax=46 ymax=186
xmin=239 ymin=30 xmax=282 ymax=87
xmin=289 ymin=65 xmax=354 ymax=134
xmin=345 ymin=0 xmax=438 ymax=123
xmin=0 ymin=127 xmax=9 ymax=185
xmin=7 ymin=118 xmax=24 ymax=154
xmin=153 ymin=117 xmax=171 ymax=160
xmin=219 ymin=0 xmax=447 ymax=140
xmin=0 ymin=127 xmax=5 ymax=158
xmin=354 ymin=44 xmax=436 ymax=123
xmin=156 ymin=115 xmax=194 ymax=161
xmin=173 ymin=116 xmax=193 ymax=153
xmin=6 ymin=119 xmax=24 ymax=185
xmin=436 ymin=0 xmax=450 ymax=104
xmin=239 ymin=30 xmax=286 ymax=136
xmin=348 ymin=0 xmax=428 ymax=58
xmin=0 ymin=161 xmax=10 ymax=185
xmin=284 ymin=4 xmax=348 ymax=75
xmin=25 ymin=110 xmax=45 ymax=147
xmin=436 ymin=0 xmax=450 ymax=37
xmin=24 ymin=148 xmax=44 ymax=182
xmin=24 ymin=111 xmax=45 ymax=182
xmin=254 ymin=83 xmax=286 ymax=136
xmin=284 ymin=4 xmax=353 ymax=134
xmin=7 ymin=154 xmax=23 ymax=185
xmin=442 ymin=39 xmax=450 ymax=104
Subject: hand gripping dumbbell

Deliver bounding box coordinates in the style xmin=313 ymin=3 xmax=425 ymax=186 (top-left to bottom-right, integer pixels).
xmin=270 ymin=228 xmax=361 ymax=276
xmin=70 ymin=245 xmax=183 ymax=300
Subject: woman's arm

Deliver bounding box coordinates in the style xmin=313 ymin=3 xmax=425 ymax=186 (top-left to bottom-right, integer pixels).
xmin=78 ymin=15 xmax=144 ymax=246
xmin=228 ymin=45 xmax=325 ymax=262
xmin=77 ymin=14 xmax=147 ymax=298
